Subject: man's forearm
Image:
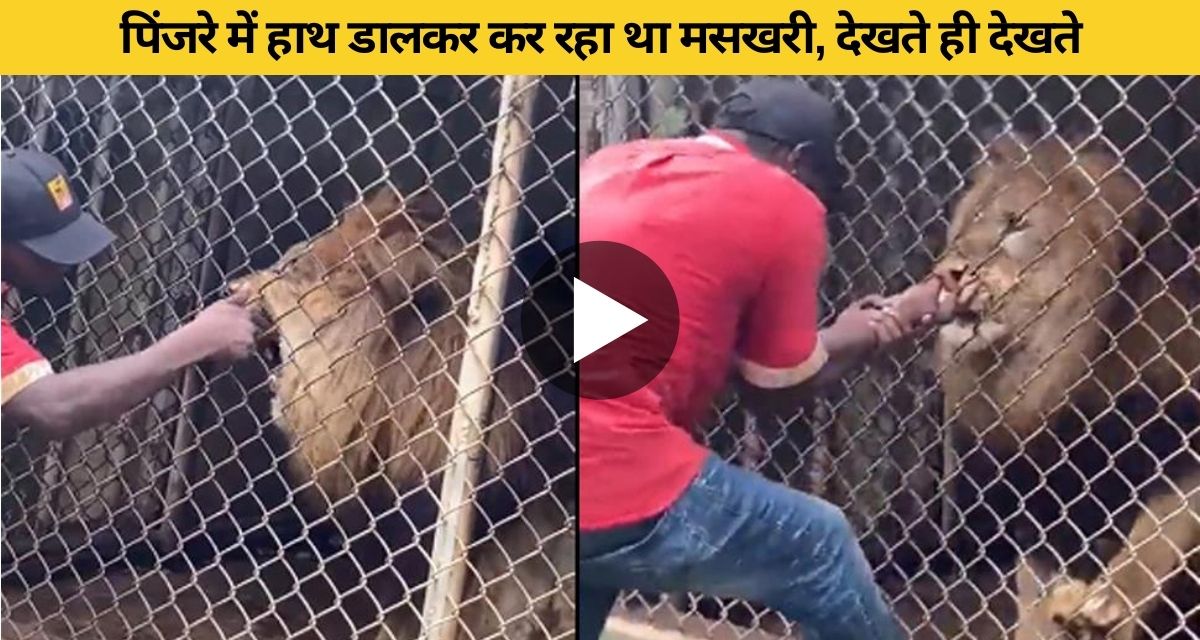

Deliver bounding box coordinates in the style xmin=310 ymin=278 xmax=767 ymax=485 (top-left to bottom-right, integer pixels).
xmin=737 ymin=327 xmax=874 ymax=420
xmin=806 ymin=326 xmax=873 ymax=386
xmin=4 ymin=332 xmax=205 ymax=439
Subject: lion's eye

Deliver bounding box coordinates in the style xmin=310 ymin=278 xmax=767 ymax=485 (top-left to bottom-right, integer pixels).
xmin=1005 ymin=212 xmax=1031 ymax=233
xmin=1000 ymin=212 xmax=1040 ymax=261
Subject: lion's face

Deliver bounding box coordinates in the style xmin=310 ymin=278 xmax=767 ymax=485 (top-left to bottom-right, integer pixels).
xmin=232 ymin=241 xmax=351 ymax=378
xmin=935 ymin=167 xmax=1089 ymax=358
xmin=227 ymin=185 xmax=474 ymax=502
xmin=929 ymin=133 xmax=1147 ymax=445
xmin=932 ymin=134 xmax=1136 ymax=366
xmin=229 ymin=186 xmax=455 ymax=397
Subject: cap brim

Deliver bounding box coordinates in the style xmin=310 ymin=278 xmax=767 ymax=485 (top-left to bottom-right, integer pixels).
xmin=19 ymin=212 xmax=116 ymax=266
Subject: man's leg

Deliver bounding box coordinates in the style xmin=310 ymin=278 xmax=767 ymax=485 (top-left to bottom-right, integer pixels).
xmin=578 ymin=516 xmax=663 ymax=640
xmin=580 ymin=454 xmax=906 ymax=640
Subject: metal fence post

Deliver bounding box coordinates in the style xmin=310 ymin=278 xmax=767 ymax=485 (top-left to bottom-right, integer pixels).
xmin=419 ymin=74 xmax=541 ymax=640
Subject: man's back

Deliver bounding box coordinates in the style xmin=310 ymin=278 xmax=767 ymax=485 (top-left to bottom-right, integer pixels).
xmin=579 ymin=131 xmax=829 ymax=530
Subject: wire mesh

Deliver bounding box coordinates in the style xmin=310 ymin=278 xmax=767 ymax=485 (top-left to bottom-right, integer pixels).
xmin=1 ymin=75 xmax=577 ymax=640
xmin=581 ymin=76 xmax=1199 ymax=640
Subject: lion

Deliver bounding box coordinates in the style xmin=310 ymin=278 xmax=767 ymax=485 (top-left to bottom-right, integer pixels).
xmin=1022 ymin=466 xmax=1200 ymax=640
xmin=933 ymin=131 xmax=1197 ymax=452
xmin=929 ymin=130 xmax=1199 ymax=636
xmin=229 ymin=184 xmax=576 ymax=640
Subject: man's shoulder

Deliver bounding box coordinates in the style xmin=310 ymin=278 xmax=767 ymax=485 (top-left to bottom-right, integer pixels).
xmin=1 ymin=314 xmax=52 ymax=407
xmin=583 ymin=136 xmax=728 ymax=199
xmin=2 ymin=316 xmax=47 ymax=367
xmin=1 ymin=282 xmax=49 ymax=375
xmin=584 ymin=135 xmax=713 ymax=166
xmin=584 ymin=135 xmax=826 ymax=234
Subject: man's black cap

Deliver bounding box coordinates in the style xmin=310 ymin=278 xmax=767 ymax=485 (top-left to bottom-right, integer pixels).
xmin=2 ymin=148 xmax=115 ymax=266
xmin=713 ymin=78 xmax=841 ymax=178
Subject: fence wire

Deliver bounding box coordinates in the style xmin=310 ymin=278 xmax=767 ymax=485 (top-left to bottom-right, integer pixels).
xmin=1 ymin=74 xmax=577 ymax=640
xmin=582 ymin=76 xmax=1199 ymax=640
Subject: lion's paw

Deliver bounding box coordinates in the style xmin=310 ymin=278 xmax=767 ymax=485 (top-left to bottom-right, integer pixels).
xmin=1045 ymin=578 xmax=1129 ymax=638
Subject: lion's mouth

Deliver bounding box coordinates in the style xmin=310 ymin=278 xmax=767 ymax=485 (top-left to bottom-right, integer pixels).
xmin=260 ymin=334 xmax=282 ymax=370
xmin=952 ymin=308 xmax=984 ymax=327
xmin=252 ymin=307 xmax=282 ymax=375
xmin=938 ymin=307 xmax=1008 ymax=351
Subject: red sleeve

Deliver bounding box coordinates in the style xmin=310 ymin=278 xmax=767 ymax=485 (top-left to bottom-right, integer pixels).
xmin=2 ymin=316 xmax=53 ymax=406
xmin=735 ymin=181 xmax=830 ymax=389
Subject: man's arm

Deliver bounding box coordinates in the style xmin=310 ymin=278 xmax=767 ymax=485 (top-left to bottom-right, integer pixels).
xmin=806 ymin=278 xmax=949 ymax=386
xmin=737 ymin=300 xmax=898 ymax=420
xmin=801 ymin=326 xmax=884 ymax=388
xmin=738 ymin=277 xmax=954 ymax=419
xmin=732 ymin=189 xmax=835 ymax=412
xmin=2 ymin=297 xmax=259 ymax=440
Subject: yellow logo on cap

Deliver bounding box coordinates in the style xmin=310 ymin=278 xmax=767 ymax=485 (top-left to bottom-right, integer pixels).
xmin=46 ymin=175 xmax=73 ymax=212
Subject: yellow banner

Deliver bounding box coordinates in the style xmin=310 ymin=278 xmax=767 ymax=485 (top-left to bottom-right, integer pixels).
xmin=0 ymin=0 xmax=1194 ymax=74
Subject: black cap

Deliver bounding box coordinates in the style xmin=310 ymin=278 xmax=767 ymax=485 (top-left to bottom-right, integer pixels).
xmin=2 ymin=148 xmax=115 ymax=266
xmin=713 ymin=78 xmax=840 ymax=176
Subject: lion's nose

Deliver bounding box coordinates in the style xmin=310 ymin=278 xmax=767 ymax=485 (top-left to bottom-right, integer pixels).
xmin=226 ymin=279 xmax=255 ymax=305
xmin=933 ymin=256 xmax=971 ymax=288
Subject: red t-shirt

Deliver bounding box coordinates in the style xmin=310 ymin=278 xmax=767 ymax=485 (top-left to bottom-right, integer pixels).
xmin=579 ymin=131 xmax=830 ymax=531
xmin=1 ymin=284 xmax=53 ymax=407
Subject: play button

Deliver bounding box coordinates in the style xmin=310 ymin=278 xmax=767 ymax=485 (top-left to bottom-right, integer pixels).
xmin=574 ymin=279 xmax=647 ymax=362
xmin=520 ymin=241 xmax=680 ymax=400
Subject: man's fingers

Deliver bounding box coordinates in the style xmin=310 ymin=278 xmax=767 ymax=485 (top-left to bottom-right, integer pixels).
xmin=882 ymin=305 xmax=914 ymax=333
xmin=872 ymin=320 xmax=902 ymax=346
xmin=910 ymin=277 xmax=944 ymax=305
xmin=247 ymin=313 xmax=270 ymax=336
xmin=871 ymin=309 xmax=906 ymax=344
xmin=935 ymin=289 xmax=958 ymax=321
xmin=865 ymin=321 xmax=884 ymax=350
xmin=929 ymin=271 xmax=961 ymax=294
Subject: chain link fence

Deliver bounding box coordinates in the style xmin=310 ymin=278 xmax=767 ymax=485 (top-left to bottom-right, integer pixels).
xmin=1 ymin=74 xmax=577 ymax=640
xmin=582 ymin=76 xmax=1198 ymax=640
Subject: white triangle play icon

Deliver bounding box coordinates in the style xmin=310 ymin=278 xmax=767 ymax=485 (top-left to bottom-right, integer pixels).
xmin=574 ymin=278 xmax=648 ymax=363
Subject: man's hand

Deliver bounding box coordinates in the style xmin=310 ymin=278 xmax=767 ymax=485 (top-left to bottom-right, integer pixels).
xmin=174 ymin=295 xmax=261 ymax=365
xmin=798 ymin=276 xmax=984 ymax=392
xmin=825 ymin=295 xmax=909 ymax=355
xmin=881 ymin=274 xmax=987 ymax=329
xmin=832 ymin=275 xmax=967 ymax=356
xmin=3 ymin=291 xmax=263 ymax=440
xmin=883 ymin=277 xmax=948 ymax=328
xmin=926 ymin=268 xmax=987 ymax=324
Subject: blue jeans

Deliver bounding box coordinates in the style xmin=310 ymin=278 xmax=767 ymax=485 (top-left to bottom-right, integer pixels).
xmin=579 ymin=454 xmax=906 ymax=640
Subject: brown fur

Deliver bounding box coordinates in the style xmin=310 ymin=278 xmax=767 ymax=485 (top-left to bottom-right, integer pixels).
xmin=931 ymin=131 xmax=1199 ymax=638
xmin=230 ymin=185 xmax=574 ymax=639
